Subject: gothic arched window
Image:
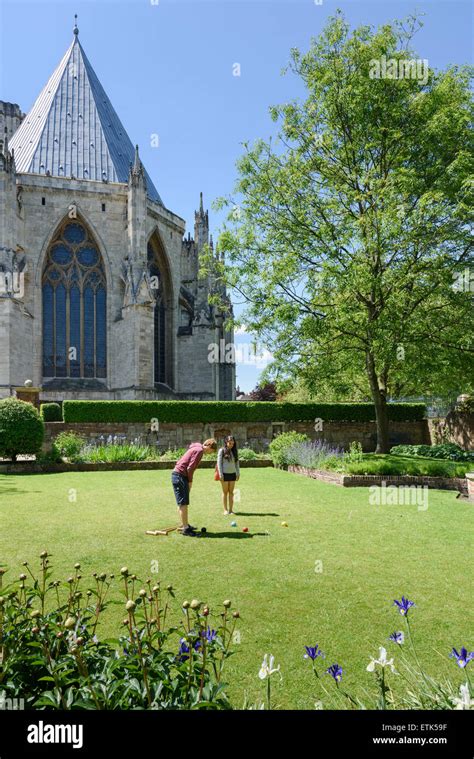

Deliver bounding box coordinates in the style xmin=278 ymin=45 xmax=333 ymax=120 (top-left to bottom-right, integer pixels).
xmin=42 ymin=220 xmax=106 ymax=379
xmin=147 ymin=242 xmax=167 ymax=385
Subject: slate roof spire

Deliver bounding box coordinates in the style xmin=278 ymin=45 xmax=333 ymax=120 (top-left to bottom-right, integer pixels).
xmin=9 ymin=25 xmax=163 ymax=204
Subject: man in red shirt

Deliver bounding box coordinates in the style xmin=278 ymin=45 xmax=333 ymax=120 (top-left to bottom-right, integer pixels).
xmin=172 ymin=439 xmax=217 ymax=536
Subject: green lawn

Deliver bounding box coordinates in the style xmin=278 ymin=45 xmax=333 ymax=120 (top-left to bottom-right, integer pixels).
xmin=1 ymin=469 xmax=472 ymax=709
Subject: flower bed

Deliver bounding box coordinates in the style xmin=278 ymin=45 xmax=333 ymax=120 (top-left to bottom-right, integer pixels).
xmin=0 ymin=555 xmax=236 ymax=709
xmin=288 ymin=465 xmax=468 ymax=495
xmin=0 ymin=459 xmax=273 ymax=475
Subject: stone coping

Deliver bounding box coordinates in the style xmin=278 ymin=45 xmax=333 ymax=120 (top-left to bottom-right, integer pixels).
xmin=287 ymin=465 xmax=468 ymax=494
xmin=0 ymin=459 xmax=273 ymax=474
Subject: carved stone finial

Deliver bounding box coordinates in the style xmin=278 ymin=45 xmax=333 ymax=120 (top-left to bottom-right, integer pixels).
xmin=134 ymin=144 xmax=140 ymax=171
xmin=128 ymin=145 xmax=147 ymax=189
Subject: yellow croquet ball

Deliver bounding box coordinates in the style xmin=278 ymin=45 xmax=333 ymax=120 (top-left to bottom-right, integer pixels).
xmin=281 ymin=521 xmax=288 ymax=527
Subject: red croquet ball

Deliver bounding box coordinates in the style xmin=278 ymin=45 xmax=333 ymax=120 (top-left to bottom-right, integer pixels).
xmin=242 ymin=527 xmax=249 ymax=533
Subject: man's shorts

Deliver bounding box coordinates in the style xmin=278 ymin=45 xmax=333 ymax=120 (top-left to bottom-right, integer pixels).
xmin=171 ymin=471 xmax=189 ymax=506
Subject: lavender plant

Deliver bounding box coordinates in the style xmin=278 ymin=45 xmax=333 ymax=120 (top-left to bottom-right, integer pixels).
xmin=283 ymin=440 xmax=345 ymax=470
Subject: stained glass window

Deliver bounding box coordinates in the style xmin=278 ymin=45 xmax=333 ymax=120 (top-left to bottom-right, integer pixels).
xmin=42 ymin=220 xmax=106 ymax=379
xmin=147 ymin=242 xmax=166 ymax=384
xmin=42 ymin=284 xmax=54 ymax=377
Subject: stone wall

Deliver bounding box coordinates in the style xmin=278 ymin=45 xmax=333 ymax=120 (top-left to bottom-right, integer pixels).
xmin=428 ymin=412 xmax=474 ymax=450
xmin=467 ymin=473 xmax=474 ymax=502
xmin=43 ymin=418 xmax=430 ymax=453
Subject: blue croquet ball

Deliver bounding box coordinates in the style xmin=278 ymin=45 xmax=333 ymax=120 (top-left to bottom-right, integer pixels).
xmin=201 ymin=527 xmax=207 ymax=534
xmin=231 ymin=521 xmax=237 ymax=527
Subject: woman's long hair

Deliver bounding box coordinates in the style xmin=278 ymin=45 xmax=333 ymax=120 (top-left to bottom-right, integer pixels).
xmin=223 ymin=435 xmax=238 ymax=462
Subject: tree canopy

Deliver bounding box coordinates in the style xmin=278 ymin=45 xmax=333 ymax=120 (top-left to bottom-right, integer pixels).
xmin=206 ymin=13 xmax=474 ymax=451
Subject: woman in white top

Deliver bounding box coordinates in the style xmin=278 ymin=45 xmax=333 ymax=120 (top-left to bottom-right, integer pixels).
xmin=217 ymin=435 xmax=240 ymax=515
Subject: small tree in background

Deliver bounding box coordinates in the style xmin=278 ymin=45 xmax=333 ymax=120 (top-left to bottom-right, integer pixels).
xmin=0 ymin=398 xmax=45 ymax=461
xmin=249 ymin=381 xmax=279 ymax=401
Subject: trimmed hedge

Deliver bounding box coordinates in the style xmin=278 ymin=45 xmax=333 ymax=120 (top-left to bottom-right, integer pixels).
xmin=40 ymin=403 xmax=63 ymax=422
xmin=0 ymin=397 xmax=45 ymax=460
xmin=62 ymin=401 xmax=426 ymax=424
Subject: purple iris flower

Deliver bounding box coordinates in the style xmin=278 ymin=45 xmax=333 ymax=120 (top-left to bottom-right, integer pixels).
xmin=326 ymin=663 xmax=343 ymax=682
xmin=178 ymin=637 xmax=201 ymax=661
xmin=450 ymin=647 xmax=474 ymax=669
xmin=393 ymin=596 xmax=415 ymax=616
xmin=389 ymin=632 xmax=405 ymax=645
xmin=202 ymin=627 xmax=217 ymax=643
xmin=304 ymin=645 xmax=325 ymax=660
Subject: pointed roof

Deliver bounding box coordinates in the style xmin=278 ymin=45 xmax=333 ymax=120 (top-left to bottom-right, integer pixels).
xmin=9 ymin=29 xmax=162 ymax=204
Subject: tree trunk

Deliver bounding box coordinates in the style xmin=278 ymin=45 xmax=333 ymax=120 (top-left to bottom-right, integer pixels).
xmin=365 ymin=350 xmax=390 ymax=453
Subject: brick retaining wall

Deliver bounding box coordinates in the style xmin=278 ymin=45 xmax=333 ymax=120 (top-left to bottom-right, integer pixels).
xmin=288 ymin=465 xmax=468 ymax=494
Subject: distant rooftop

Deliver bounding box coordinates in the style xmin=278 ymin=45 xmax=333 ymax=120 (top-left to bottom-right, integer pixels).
xmin=9 ymin=22 xmax=163 ymax=204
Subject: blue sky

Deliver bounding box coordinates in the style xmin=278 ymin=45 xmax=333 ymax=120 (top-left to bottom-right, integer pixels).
xmin=1 ymin=0 xmax=472 ymax=391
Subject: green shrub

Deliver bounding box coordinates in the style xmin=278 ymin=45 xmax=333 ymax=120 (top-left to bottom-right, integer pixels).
xmin=78 ymin=443 xmax=154 ymax=463
xmin=269 ymin=431 xmax=309 ymax=467
xmin=52 ymin=431 xmax=85 ymax=461
xmin=390 ymin=443 xmax=474 ymax=462
xmin=40 ymin=403 xmax=63 ymax=422
xmin=345 ymin=455 xmax=469 ymax=478
xmin=36 ymin=449 xmax=62 ymax=465
xmin=0 ymin=398 xmax=44 ymax=461
xmin=62 ymin=400 xmax=426 ymax=424
xmin=346 ymin=441 xmax=363 ymax=463
xmin=346 ymin=459 xmax=402 ymax=476
xmin=160 ymin=447 xmax=187 ymax=460
xmin=238 ymin=447 xmax=257 ymax=461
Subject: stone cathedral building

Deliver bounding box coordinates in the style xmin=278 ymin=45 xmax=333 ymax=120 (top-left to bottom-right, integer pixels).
xmin=0 ymin=22 xmax=235 ymax=402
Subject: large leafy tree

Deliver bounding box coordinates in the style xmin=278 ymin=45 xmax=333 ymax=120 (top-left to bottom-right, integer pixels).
xmin=209 ymin=13 xmax=474 ymax=452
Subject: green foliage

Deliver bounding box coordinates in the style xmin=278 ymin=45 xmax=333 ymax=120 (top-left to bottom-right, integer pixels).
xmin=78 ymin=444 xmax=155 ymax=463
xmin=238 ymin=447 xmax=258 ymax=460
xmin=36 ymin=449 xmax=63 ymax=465
xmin=269 ymin=431 xmax=309 ymax=467
xmin=40 ymin=403 xmax=63 ymax=422
xmin=0 ymin=556 xmax=234 ymax=709
xmin=207 ymin=12 xmax=474 ymax=451
xmin=160 ymin=447 xmax=187 ymax=460
xmin=456 ymin=396 xmax=474 ymax=414
xmin=390 ymin=443 xmax=474 ymax=462
xmin=345 ymin=456 xmax=470 ymax=478
xmin=347 ymin=441 xmax=364 ymax=463
xmin=62 ymin=400 xmax=426 ymax=424
xmin=52 ymin=432 xmax=85 ymax=460
xmin=0 ymin=398 xmax=44 ymax=461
